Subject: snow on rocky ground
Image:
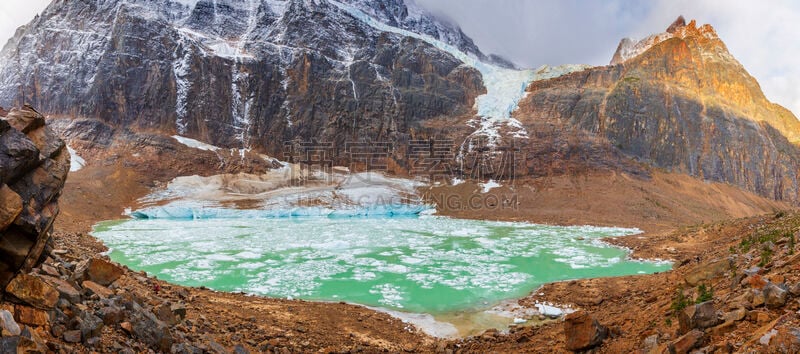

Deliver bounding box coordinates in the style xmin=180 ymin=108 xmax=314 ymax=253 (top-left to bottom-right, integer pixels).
xmin=172 ymin=135 xmax=221 ymax=151
xmin=480 ymin=179 xmax=501 ymax=193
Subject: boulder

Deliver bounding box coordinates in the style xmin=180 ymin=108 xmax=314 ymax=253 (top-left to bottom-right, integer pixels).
xmin=684 ymin=258 xmax=732 ymax=286
xmin=751 ymin=290 xmax=765 ymax=307
xmin=99 ymin=305 xmax=124 ymax=325
xmin=129 ymin=302 xmax=175 ymax=352
xmin=765 ymin=326 xmax=800 ymax=352
xmin=0 ymin=123 xmax=39 ymax=185
xmin=82 ymin=280 xmax=113 ymax=299
xmin=0 ymin=105 xmax=69 ymax=290
xmin=4 ymin=273 xmax=59 ymax=309
xmin=155 ymin=303 xmax=178 ymax=326
xmin=74 ymin=258 xmax=124 ymax=286
xmin=171 ymin=303 xmax=187 ymax=321
xmin=14 ymin=305 xmax=50 ymax=327
xmin=3 ymin=106 xmax=45 ymax=134
xmin=790 ymin=283 xmax=800 ymax=297
xmin=40 ymin=264 xmax=59 ymax=277
xmin=563 ymin=310 xmax=608 ymax=352
xmin=669 ymin=329 xmax=703 ymax=354
xmin=763 ymin=283 xmax=788 ymax=308
xmin=25 ymin=125 xmax=64 ymax=160
xmin=678 ymin=301 xmax=719 ymax=334
xmin=120 ymin=321 xmax=133 ymax=334
xmin=722 ymin=308 xmax=747 ymax=323
xmin=0 ymin=185 xmax=22 ymax=230
xmin=748 ymin=310 xmax=772 ymax=325
xmin=639 ymin=334 xmax=660 ymax=354
xmin=63 ymin=330 xmax=81 ymax=343
xmin=0 ymin=309 xmax=21 ymax=336
xmin=39 ymin=275 xmax=81 ymax=303
xmin=0 ymin=337 xmax=19 ymax=353
xmin=79 ymin=312 xmax=104 ymax=342
xmin=18 ymin=326 xmax=46 ymax=353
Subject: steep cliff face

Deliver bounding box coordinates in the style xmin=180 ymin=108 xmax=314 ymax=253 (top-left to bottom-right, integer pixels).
xmin=0 ymin=105 xmax=70 ymax=288
xmin=0 ymin=0 xmax=485 ymax=153
xmin=518 ymin=18 xmax=800 ymax=202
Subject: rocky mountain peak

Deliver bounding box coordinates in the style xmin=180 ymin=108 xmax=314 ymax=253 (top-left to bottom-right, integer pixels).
xmin=520 ymin=14 xmax=800 ymax=203
xmin=610 ymin=16 xmax=720 ymax=66
xmin=665 ymin=15 xmax=686 ymax=33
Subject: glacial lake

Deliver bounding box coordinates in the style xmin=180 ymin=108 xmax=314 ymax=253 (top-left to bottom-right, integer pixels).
xmin=92 ymin=214 xmax=670 ymax=318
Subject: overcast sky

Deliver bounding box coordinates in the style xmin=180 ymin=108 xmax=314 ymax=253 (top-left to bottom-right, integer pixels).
xmin=2 ymin=0 xmax=798 ymax=116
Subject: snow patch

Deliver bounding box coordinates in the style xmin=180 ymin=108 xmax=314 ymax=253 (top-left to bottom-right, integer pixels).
xmin=230 ymin=63 xmax=253 ymax=147
xmin=480 ymin=179 xmax=500 ymax=193
xmin=613 ymin=33 xmax=673 ymax=64
xmin=172 ymin=38 xmax=193 ymax=134
xmin=171 ymin=135 xmax=221 ymax=151
xmin=67 ymin=146 xmax=86 ymax=172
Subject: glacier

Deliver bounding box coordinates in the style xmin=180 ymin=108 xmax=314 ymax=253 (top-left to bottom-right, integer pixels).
xmin=131 ymin=169 xmax=431 ymax=219
xmin=329 ymin=0 xmax=591 ymax=145
xmin=129 ymin=202 xmax=433 ymax=220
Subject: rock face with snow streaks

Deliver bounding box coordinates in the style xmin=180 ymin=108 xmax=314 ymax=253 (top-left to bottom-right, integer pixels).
xmin=0 ymin=0 xmax=485 ymax=154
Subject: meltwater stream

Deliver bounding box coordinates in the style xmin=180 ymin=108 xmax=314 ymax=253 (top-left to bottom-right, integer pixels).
xmin=93 ymin=215 xmax=670 ymax=335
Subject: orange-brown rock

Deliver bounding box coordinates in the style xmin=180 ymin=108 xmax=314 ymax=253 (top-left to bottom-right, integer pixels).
xmin=0 ymin=184 xmax=22 ymax=230
xmin=518 ymin=17 xmax=800 ymax=203
xmin=14 ymin=305 xmax=50 ymax=327
xmin=74 ymin=258 xmax=124 ymax=286
xmin=4 ymin=274 xmax=58 ymax=309
xmin=563 ymin=310 xmax=608 ymax=351
xmin=669 ymin=329 xmax=704 ymax=354
xmin=81 ymin=280 xmax=113 ymax=299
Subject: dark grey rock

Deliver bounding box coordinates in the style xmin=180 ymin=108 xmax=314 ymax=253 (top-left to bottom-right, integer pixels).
xmin=763 ymin=283 xmax=788 ymax=308
xmin=678 ymin=301 xmax=719 ymax=334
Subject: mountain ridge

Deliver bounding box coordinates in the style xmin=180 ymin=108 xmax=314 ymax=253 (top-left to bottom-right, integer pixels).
xmin=517 ymin=16 xmax=800 ymax=202
xmin=1 ymin=5 xmax=799 ymax=205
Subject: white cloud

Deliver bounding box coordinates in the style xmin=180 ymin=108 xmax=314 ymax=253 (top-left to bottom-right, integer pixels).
xmin=0 ymin=0 xmax=51 ymax=47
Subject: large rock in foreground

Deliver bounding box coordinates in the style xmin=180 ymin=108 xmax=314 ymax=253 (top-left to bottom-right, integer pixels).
xmin=564 ymin=310 xmax=608 ymax=352
xmin=0 ymin=105 xmax=69 ymax=289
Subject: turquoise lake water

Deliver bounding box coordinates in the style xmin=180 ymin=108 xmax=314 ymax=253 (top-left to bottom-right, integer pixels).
xmin=92 ymin=216 xmax=670 ymax=314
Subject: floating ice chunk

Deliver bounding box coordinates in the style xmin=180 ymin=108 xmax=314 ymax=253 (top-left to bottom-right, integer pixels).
xmin=67 ymin=145 xmax=86 ymax=172
xmin=535 ymin=303 xmax=565 ymax=318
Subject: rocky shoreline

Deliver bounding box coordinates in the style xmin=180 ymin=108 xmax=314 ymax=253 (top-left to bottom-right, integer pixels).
xmin=1 ymin=107 xmax=799 ymax=353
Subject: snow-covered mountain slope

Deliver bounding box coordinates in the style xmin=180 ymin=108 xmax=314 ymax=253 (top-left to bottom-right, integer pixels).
xmin=0 ymin=0 xmax=587 ymax=156
xmin=329 ymin=0 xmax=589 ymax=145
